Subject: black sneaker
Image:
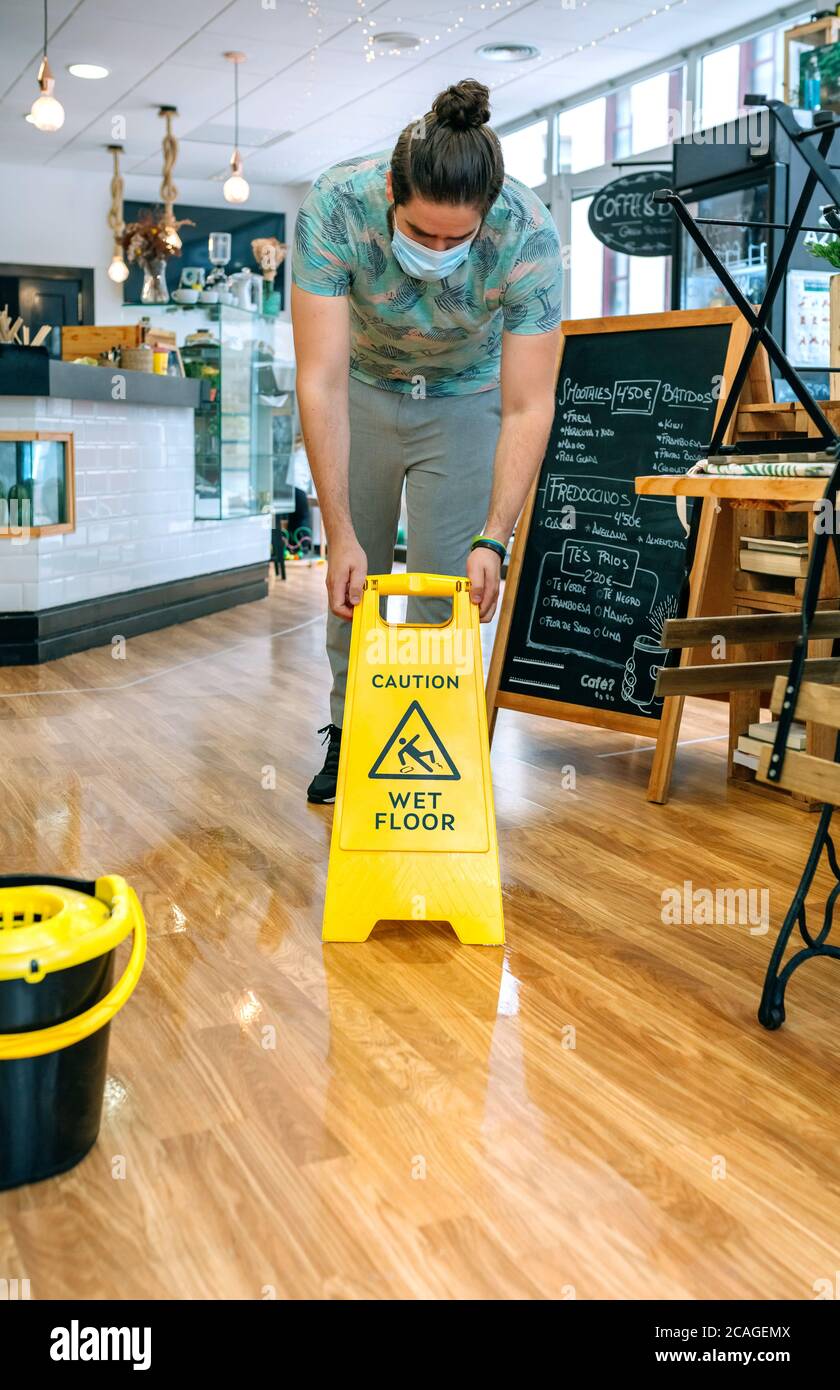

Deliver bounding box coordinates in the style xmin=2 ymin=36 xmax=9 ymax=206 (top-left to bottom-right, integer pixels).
xmin=307 ymin=724 xmax=342 ymax=804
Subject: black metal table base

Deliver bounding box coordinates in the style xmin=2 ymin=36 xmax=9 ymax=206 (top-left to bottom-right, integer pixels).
xmin=758 ymin=804 xmax=840 ymax=1028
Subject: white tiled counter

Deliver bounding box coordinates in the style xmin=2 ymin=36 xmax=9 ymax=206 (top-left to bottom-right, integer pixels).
xmin=0 ymin=376 xmax=271 ymax=664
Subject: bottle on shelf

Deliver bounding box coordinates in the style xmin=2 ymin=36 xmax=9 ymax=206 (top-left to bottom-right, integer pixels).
xmin=7 ymin=442 xmax=33 ymax=528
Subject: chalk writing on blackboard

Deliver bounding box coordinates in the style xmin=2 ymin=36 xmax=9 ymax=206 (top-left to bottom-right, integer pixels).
xmin=498 ymin=322 xmax=732 ymax=721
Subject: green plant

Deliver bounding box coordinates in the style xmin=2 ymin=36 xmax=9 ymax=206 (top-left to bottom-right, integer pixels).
xmin=807 ymin=238 xmax=840 ymax=271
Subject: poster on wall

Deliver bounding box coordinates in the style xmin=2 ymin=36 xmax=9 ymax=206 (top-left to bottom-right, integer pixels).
xmin=785 ymin=268 xmax=831 ymax=369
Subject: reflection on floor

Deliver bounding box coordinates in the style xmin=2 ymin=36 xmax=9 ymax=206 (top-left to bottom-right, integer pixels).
xmin=1 ymin=564 xmax=839 ymax=1299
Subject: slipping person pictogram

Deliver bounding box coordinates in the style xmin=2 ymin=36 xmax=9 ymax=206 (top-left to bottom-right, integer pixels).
xmin=369 ymin=700 xmax=459 ymax=781
xmin=397 ymin=734 xmax=442 ymax=775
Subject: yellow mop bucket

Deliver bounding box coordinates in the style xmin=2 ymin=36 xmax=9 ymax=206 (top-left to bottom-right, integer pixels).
xmin=0 ymin=874 xmax=146 ymax=1190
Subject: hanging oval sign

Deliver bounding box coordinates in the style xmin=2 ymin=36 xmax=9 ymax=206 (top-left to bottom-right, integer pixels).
xmin=587 ymin=170 xmax=673 ymax=257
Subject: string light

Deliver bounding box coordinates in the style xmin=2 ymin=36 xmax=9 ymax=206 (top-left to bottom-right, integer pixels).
xmin=289 ymin=0 xmax=687 ymax=124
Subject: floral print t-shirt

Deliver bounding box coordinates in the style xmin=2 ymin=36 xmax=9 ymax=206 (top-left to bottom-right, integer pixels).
xmin=292 ymin=152 xmax=563 ymax=396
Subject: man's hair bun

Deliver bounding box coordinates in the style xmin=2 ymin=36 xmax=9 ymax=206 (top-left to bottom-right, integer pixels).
xmin=432 ymin=79 xmax=491 ymax=131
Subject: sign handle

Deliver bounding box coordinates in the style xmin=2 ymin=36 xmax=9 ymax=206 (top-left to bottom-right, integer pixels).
xmin=371 ymin=574 xmax=463 ymax=599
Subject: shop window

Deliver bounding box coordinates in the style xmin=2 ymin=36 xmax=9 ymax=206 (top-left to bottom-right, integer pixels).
xmin=628 ymin=257 xmax=669 ymax=315
xmin=700 ymin=27 xmax=786 ymax=128
xmin=559 ymin=66 xmax=685 ymax=173
xmin=558 ymin=99 xmax=606 ymax=174
xmin=740 ymin=30 xmax=780 ymax=105
xmin=570 ymin=196 xmax=603 ymax=319
xmin=609 ymin=89 xmax=632 ymax=162
xmin=571 ymin=194 xmax=669 ymax=319
xmin=500 ymin=119 xmax=548 ymax=188
xmin=603 ymin=249 xmax=629 ymax=316
xmin=605 ymin=71 xmax=682 ymax=161
xmin=629 ymin=72 xmax=675 ymax=154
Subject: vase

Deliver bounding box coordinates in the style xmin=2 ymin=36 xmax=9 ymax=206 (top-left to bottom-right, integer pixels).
xmin=140 ymin=257 xmax=170 ymax=304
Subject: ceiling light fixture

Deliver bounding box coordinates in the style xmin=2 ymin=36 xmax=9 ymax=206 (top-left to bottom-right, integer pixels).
xmin=106 ymin=144 xmax=129 ymax=284
xmin=476 ymin=42 xmax=540 ymax=62
xmin=29 ymin=0 xmax=64 ymax=132
xmin=223 ymin=52 xmax=250 ymax=205
xmin=372 ymin=32 xmax=421 ymax=52
xmin=68 ymin=63 xmax=109 ymax=79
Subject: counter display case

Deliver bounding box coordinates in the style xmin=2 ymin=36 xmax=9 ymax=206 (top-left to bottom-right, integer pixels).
xmin=121 ymin=304 xmax=296 ymax=522
xmin=0 ymin=431 xmax=74 ymax=534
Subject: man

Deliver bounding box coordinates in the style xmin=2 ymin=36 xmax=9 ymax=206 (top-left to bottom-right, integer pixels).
xmin=292 ymin=78 xmax=563 ymax=803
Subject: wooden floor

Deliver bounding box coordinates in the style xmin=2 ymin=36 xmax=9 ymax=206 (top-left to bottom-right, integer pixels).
xmin=2 ymin=563 xmax=840 ymax=1300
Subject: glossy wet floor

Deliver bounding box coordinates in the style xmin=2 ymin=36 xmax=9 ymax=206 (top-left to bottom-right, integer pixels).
xmin=1 ymin=564 xmax=839 ymax=1299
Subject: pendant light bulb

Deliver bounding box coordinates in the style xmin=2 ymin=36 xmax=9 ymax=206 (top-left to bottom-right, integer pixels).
xmin=30 ymin=90 xmax=65 ymax=131
xmin=108 ymin=252 xmax=129 ymax=283
xmin=31 ymin=5 xmax=64 ymax=132
xmin=222 ymin=52 xmax=249 ymax=205
xmin=224 ymin=151 xmax=250 ymax=205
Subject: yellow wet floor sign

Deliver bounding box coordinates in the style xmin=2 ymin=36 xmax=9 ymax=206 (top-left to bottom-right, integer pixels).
xmin=323 ymin=573 xmax=504 ymax=944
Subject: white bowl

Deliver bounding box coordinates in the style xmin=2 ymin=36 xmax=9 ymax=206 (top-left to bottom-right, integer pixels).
xmin=198 ymin=290 xmax=219 ymax=304
xmin=173 ymin=288 xmax=199 ymax=304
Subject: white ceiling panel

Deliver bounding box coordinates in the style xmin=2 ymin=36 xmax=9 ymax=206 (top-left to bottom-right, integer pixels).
xmin=204 ymin=0 xmax=357 ymax=45
xmin=170 ymin=32 xmax=296 ymax=79
xmin=80 ymin=0 xmax=231 ymax=28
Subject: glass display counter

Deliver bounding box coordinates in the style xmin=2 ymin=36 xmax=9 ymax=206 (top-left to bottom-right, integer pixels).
xmin=0 ymin=433 xmax=74 ymax=534
xmin=120 ymin=303 xmax=296 ymax=521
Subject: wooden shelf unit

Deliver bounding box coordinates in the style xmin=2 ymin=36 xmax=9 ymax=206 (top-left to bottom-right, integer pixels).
xmin=727 ymin=497 xmax=839 ymax=805
xmin=636 ymin=462 xmax=839 ymax=808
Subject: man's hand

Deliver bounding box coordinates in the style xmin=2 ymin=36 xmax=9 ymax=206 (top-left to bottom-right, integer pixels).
xmin=467 ymin=546 xmax=502 ymax=622
xmin=327 ymin=534 xmax=368 ymax=620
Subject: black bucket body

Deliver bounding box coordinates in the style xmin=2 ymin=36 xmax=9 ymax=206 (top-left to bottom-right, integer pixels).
xmin=0 ymin=949 xmax=115 ymax=1190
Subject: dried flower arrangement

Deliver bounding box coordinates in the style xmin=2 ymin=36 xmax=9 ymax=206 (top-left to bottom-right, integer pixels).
xmin=122 ymin=209 xmax=194 ymax=264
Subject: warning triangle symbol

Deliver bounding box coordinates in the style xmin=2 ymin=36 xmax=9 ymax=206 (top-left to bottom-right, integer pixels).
xmin=369 ymin=700 xmax=460 ymax=781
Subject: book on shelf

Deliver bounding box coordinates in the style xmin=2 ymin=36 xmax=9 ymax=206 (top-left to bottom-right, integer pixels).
xmin=747 ymin=719 xmax=806 ymax=750
xmin=739 ymin=548 xmax=809 ymax=578
xmin=737 ymin=736 xmax=768 ymax=759
xmin=742 ymin=536 xmax=808 ymax=555
xmin=733 ymin=749 xmax=759 ymax=771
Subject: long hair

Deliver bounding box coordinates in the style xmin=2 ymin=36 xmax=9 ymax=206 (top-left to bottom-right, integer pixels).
xmin=390 ymin=79 xmax=504 ymax=216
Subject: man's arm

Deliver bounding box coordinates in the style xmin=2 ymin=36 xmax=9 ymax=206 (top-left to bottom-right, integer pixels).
xmin=467 ymin=326 xmax=560 ymax=620
xmin=291 ymin=283 xmax=366 ymax=620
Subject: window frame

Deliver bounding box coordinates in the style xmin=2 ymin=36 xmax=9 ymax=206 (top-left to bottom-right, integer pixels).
xmin=496 ymin=2 xmax=812 ymax=318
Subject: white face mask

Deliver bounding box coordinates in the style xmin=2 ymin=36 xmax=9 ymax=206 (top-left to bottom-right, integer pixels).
xmin=391 ymin=222 xmax=476 ymax=281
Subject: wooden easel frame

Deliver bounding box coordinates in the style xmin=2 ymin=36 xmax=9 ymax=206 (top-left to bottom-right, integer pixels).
xmin=486 ymin=307 xmax=755 ymax=801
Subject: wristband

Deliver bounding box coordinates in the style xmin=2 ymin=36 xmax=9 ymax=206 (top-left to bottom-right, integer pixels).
xmin=470 ymin=534 xmax=507 ymax=563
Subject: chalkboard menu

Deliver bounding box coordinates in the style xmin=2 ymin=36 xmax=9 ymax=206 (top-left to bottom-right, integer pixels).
xmin=495 ymin=317 xmax=734 ymax=725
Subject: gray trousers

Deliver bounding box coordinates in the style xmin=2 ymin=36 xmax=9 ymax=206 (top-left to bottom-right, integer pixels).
xmin=328 ymin=377 xmax=501 ymax=726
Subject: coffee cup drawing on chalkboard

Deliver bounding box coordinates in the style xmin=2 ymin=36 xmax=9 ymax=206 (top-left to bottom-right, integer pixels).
xmin=621 ymin=634 xmax=668 ymax=714
xmin=620 ymin=597 xmax=678 ymax=713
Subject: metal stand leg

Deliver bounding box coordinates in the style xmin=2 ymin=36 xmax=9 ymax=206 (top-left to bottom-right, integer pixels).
xmin=759 ymin=802 xmax=840 ymax=1028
